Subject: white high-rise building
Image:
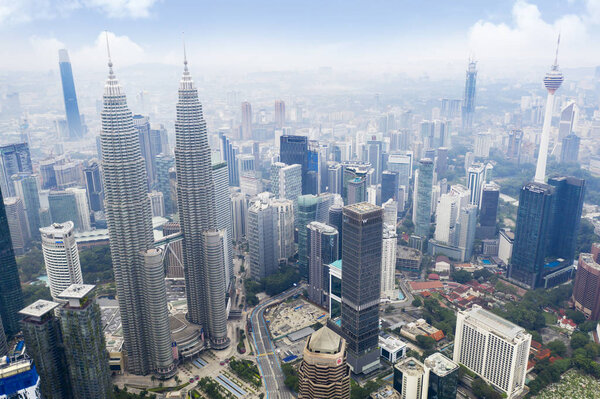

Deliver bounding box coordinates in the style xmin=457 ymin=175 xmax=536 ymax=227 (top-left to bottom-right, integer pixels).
xmin=230 ymin=191 xmax=247 ymax=241
xmin=99 ymin=51 xmax=174 ymax=376
xmin=65 ymin=187 xmax=91 ymax=232
xmin=393 ymin=357 xmax=429 ymax=399
xmin=272 ymin=198 xmax=295 ymax=261
xmin=434 ymin=193 xmax=460 ymax=244
xmin=387 ymin=152 xmax=412 ymax=187
xmin=381 ymin=226 xmax=397 ymax=299
xmin=148 ymin=190 xmax=165 ymax=217
xmin=474 ymin=132 xmax=491 ymax=158
xmin=467 ymin=163 xmax=485 ymax=206
xmin=40 ymin=221 xmax=83 ymax=301
xmin=382 ymin=199 xmax=398 ymax=226
xmin=453 ymin=305 xmax=531 ymax=398
xmin=213 ymin=161 xmax=233 ymax=289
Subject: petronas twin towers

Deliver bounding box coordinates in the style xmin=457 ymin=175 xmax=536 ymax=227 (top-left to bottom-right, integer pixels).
xmin=100 ymin=47 xmax=229 ymax=377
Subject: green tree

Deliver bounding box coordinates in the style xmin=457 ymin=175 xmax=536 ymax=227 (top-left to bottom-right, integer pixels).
xmin=565 ymin=309 xmax=586 ymax=325
xmin=415 ymin=335 xmax=436 ymax=350
xmin=579 ymin=320 xmax=599 ymax=333
xmin=411 ymin=297 xmax=423 ymax=307
xmin=571 ymin=332 xmax=590 ymax=350
xmin=547 ymin=340 xmax=567 ymax=357
xmin=21 ymin=284 xmax=52 ymax=306
xmin=451 ymin=270 xmax=472 ymax=284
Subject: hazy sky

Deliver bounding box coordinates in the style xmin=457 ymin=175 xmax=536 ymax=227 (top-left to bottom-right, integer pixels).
xmin=2 ymin=0 xmax=600 ymax=78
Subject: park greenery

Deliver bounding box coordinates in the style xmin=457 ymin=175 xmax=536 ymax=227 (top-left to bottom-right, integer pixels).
xmin=229 ymin=358 xmax=261 ymax=388
xmin=244 ymin=265 xmax=300 ymax=306
xmin=281 ymin=363 xmax=299 ymax=392
xmin=195 ymin=377 xmax=234 ymax=399
xmin=350 ymin=379 xmax=383 ymax=399
xmin=422 ymin=297 xmax=457 ymax=341
xmin=113 ymin=386 xmax=157 ymax=399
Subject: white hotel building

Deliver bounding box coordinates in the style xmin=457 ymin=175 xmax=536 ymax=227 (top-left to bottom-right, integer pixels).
xmin=453 ymin=305 xmax=531 ymax=398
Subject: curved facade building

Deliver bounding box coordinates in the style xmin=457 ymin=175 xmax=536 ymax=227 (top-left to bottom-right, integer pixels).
xmin=573 ymin=244 xmax=600 ymax=320
xmin=40 ymin=222 xmax=83 ymax=301
xmin=143 ymin=249 xmax=176 ymax=377
xmin=298 ymin=327 xmax=350 ymax=399
xmin=174 ymin=56 xmax=229 ymax=349
xmin=100 ymin=57 xmax=172 ymax=375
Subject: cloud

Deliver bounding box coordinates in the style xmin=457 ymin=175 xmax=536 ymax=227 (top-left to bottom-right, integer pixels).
xmin=0 ymin=0 xmax=158 ymax=24
xmin=82 ymin=0 xmax=160 ymax=18
xmin=467 ymin=0 xmax=598 ymax=77
xmin=72 ymin=31 xmax=147 ymax=69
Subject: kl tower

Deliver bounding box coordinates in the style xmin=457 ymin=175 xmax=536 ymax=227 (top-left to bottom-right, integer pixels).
xmin=535 ymin=36 xmax=564 ymax=183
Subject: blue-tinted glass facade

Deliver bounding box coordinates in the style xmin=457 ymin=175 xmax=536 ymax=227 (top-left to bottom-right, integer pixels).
xmin=280 ymin=135 xmax=312 ymax=194
xmin=547 ymin=176 xmax=585 ymax=262
xmin=0 ymin=186 xmax=24 ymax=338
xmin=381 ymin=170 xmax=399 ymax=204
xmin=58 ymin=50 xmax=83 ymax=140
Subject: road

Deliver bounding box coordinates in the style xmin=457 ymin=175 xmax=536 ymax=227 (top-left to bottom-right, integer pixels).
xmin=250 ymin=285 xmax=303 ymax=399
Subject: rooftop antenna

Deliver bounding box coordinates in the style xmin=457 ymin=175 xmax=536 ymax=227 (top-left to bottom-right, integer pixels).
xmin=182 ymin=31 xmax=188 ymax=72
xmin=105 ymin=30 xmax=113 ymax=73
xmin=553 ymin=33 xmax=560 ymax=67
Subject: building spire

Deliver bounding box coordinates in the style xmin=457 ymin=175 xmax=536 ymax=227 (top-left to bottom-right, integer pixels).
xmin=553 ymin=34 xmax=560 ymax=68
xmin=182 ymin=32 xmax=188 ymax=73
xmin=105 ymin=31 xmax=113 ymax=75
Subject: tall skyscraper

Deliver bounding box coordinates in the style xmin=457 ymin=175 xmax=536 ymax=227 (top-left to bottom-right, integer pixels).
xmin=20 ymin=300 xmax=71 ymax=399
xmin=57 ymin=285 xmax=113 ymax=399
xmin=133 ymin=114 xmax=155 ymax=190
xmin=340 ymin=202 xmax=383 ymax=373
xmin=547 ymin=176 xmax=585 ymax=263
xmin=65 ymin=187 xmax=91 ymax=231
xmin=297 ymin=194 xmax=335 ymax=276
xmin=558 ymin=101 xmax=576 ymax=141
xmin=219 ymin=133 xmax=240 ymax=186
xmin=535 ymin=38 xmax=564 ymax=184
xmin=272 ymin=198 xmax=295 ymax=262
xmin=155 ymin=154 xmax=175 ymax=214
xmin=213 ymin=161 xmax=234 ymax=288
xmin=241 ymin=101 xmax=252 ymax=140
xmin=175 ymin=54 xmax=230 ymax=350
xmin=248 ymin=197 xmax=278 ymax=280
xmin=381 ymin=226 xmax=397 ymax=299
xmin=298 ymin=327 xmax=350 ymax=399
xmin=467 ymin=163 xmax=485 ymax=206
xmin=0 ymin=143 xmax=32 ymax=198
xmin=100 ymin=52 xmax=173 ymax=375
xmin=307 ymin=221 xmax=339 ymax=307
xmin=58 ymin=49 xmax=83 ymax=140
xmin=453 ymin=305 xmax=531 ymax=399
xmin=414 ymin=159 xmax=434 ymax=238
xmin=328 ymin=204 xmax=343 ymax=260
xmin=230 ymin=191 xmax=247 ymax=241
xmin=507 ymin=129 xmax=523 ymax=162
xmin=477 ymin=183 xmax=499 ymax=239
xmin=461 ymin=60 xmax=477 ymax=134
xmin=40 ymin=222 xmax=83 ymax=302
xmin=11 ymin=173 xmax=42 ymax=238
xmin=3 ymin=196 xmax=29 ymax=255
xmin=560 ymin=134 xmax=580 ymax=164
xmin=572 ymin=243 xmax=600 ymax=320
xmin=381 ymin=170 xmax=399 ymax=204
xmin=280 ymin=135 xmax=310 ymax=194
xmin=274 ymin=99 xmax=285 ymax=128
xmin=457 ymin=205 xmax=477 ymax=262
xmin=508 ymin=182 xmax=554 ymax=288
xmin=48 ymin=190 xmax=80 ymax=231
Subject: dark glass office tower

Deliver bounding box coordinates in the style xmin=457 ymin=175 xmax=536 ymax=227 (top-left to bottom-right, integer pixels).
xmin=20 ymin=300 xmax=71 ymax=399
xmin=415 ymin=159 xmax=434 ymax=238
xmin=328 ymin=204 xmax=343 ymax=260
xmin=219 ymin=132 xmax=240 ymax=186
xmin=477 ymin=183 xmax=500 ymax=239
xmin=307 ymin=222 xmax=339 ymax=307
xmin=0 ymin=186 xmax=24 ymax=338
xmin=0 ymin=143 xmax=33 ymax=197
xmin=547 ymin=176 xmax=585 ymax=262
xmin=560 ymin=134 xmax=580 ymax=164
xmin=340 ymin=202 xmax=383 ymax=374
xmin=58 ymin=49 xmax=83 ymax=140
xmin=381 ymin=170 xmax=399 ymax=204
xmin=424 ymin=353 xmax=459 ymax=399
xmin=280 ymin=135 xmax=310 ymax=194
xmin=508 ymin=182 xmax=555 ymax=288
xmin=84 ymin=160 xmax=104 ymax=212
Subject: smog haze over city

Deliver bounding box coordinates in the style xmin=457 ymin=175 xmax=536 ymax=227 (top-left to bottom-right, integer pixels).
xmin=2 ymin=1 xmax=600 ymax=399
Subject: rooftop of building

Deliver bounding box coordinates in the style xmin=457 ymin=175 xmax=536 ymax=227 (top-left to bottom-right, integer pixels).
xmin=344 ymin=201 xmax=381 ymax=215
xmin=308 ymin=221 xmax=338 ymax=234
xmin=379 ymin=335 xmax=407 ymax=352
xmin=40 ymin=221 xmax=74 ymax=235
xmin=462 ymin=305 xmax=526 ymax=340
xmin=58 ymin=284 xmax=95 ymax=299
xmin=330 ymin=259 xmax=342 ymax=270
xmin=395 ymin=357 xmax=426 ymax=376
xmin=307 ymin=326 xmax=342 ymax=354
xmin=19 ymin=300 xmax=59 ymax=318
xmin=580 ymin=253 xmax=600 ymax=270
xmin=424 ymin=352 xmax=459 ymax=377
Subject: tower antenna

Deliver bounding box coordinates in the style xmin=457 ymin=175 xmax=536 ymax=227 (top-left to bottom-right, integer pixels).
xmin=182 ymin=32 xmax=188 ymax=72
xmin=554 ymin=34 xmax=560 ymax=67
xmin=105 ymin=30 xmax=113 ymax=72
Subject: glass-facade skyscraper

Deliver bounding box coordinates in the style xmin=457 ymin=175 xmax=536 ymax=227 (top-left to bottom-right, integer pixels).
xmin=280 ymin=135 xmax=313 ymax=194
xmin=0 ymin=185 xmax=24 ymax=338
xmin=58 ymin=49 xmax=83 ymax=140
xmin=340 ymin=202 xmax=383 ymax=374
xmin=462 ymin=60 xmax=477 ymax=135
xmin=0 ymin=143 xmax=32 ymax=198
xmin=415 ymin=158 xmax=434 ymax=238
xmin=547 ymin=176 xmax=585 ymax=262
